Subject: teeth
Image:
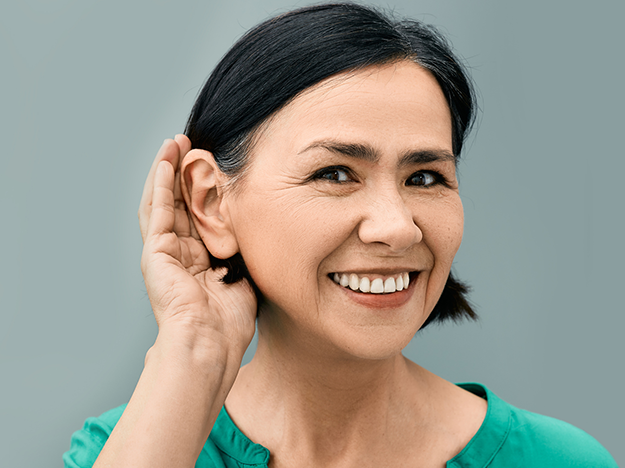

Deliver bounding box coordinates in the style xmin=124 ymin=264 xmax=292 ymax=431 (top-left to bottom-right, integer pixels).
xmin=332 ymin=271 xmax=413 ymax=294
xmin=383 ymin=277 xmax=396 ymax=293
xmin=370 ymin=278 xmax=384 ymax=294
xmin=349 ymin=274 xmax=359 ymax=290
xmin=340 ymin=274 xmax=349 ymax=287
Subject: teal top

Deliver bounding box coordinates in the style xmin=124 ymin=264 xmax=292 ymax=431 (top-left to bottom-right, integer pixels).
xmin=63 ymin=383 xmax=618 ymax=467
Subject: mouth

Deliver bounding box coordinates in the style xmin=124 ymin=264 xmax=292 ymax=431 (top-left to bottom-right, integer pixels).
xmin=329 ymin=271 xmax=417 ymax=294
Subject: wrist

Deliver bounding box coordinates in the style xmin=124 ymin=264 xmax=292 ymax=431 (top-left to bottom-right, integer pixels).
xmin=148 ymin=323 xmax=246 ymax=380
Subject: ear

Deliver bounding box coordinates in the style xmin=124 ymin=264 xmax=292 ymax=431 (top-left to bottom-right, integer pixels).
xmin=180 ymin=149 xmax=239 ymax=259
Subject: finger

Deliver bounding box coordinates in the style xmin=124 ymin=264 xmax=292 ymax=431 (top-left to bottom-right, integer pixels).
xmin=172 ymin=135 xmax=190 ymax=205
xmin=172 ymin=134 xmax=202 ymax=240
xmin=171 ymin=134 xmax=194 ymax=237
xmin=141 ymin=139 xmax=181 ymax=208
xmin=174 ymin=134 xmax=192 ymax=156
xmin=139 ymin=140 xmax=172 ymax=242
xmin=172 ymin=169 xmax=191 ymax=237
xmin=139 ymin=139 xmax=183 ymax=242
xmin=146 ymin=160 xmax=176 ymax=239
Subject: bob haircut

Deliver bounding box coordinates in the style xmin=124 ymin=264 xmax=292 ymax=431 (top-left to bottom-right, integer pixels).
xmin=185 ymin=2 xmax=478 ymax=328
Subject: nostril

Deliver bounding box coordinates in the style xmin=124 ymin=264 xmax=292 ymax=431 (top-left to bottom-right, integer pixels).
xmin=356 ymin=215 xmax=422 ymax=251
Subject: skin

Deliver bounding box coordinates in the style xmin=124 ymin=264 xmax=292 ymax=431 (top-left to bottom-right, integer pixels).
xmin=96 ymin=61 xmax=486 ymax=468
xmin=225 ymin=62 xmax=463 ymax=361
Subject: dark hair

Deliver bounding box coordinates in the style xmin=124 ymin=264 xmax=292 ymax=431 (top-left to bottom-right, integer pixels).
xmin=185 ymin=2 xmax=478 ymax=327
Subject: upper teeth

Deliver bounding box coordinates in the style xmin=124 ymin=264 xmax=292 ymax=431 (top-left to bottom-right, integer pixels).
xmin=332 ymin=272 xmax=410 ymax=294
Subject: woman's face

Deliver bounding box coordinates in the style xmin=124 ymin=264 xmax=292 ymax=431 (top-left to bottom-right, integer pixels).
xmin=224 ymin=61 xmax=463 ymax=360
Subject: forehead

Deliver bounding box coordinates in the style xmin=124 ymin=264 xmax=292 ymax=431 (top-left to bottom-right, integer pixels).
xmin=254 ymin=61 xmax=453 ymax=157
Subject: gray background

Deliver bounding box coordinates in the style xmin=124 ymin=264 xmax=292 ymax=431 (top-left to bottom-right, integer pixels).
xmin=1 ymin=0 xmax=623 ymax=465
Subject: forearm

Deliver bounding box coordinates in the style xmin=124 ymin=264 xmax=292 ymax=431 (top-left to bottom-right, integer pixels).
xmin=93 ymin=327 xmax=243 ymax=468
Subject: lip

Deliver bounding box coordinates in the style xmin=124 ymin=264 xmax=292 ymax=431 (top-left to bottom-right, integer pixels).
xmin=331 ymin=272 xmax=419 ymax=309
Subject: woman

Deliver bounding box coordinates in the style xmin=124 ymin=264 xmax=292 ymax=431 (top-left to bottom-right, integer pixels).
xmin=64 ymin=3 xmax=617 ymax=467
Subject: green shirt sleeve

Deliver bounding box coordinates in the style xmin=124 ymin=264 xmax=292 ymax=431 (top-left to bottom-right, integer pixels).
xmin=449 ymin=383 xmax=619 ymax=467
xmin=63 ymin=405 xmax=126 ymax=468
xmin=62 ymin=404 xmax=267 ymax=468
xmin=495 ymin=407 xmax=620 ymax=467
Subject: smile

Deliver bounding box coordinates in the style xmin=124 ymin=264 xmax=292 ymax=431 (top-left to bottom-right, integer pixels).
xmin=330 ymin=272 xmax=412 ymax=294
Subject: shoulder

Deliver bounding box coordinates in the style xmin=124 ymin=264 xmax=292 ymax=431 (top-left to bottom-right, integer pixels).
xmin=506 ymin=405 xmax=618 ymax=467
xmin=451 ymin=383 xmax=618 ymax=468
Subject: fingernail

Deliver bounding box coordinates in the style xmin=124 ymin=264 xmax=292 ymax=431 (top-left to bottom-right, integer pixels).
xmin=156 ymin=161 xmax=167 ymax=175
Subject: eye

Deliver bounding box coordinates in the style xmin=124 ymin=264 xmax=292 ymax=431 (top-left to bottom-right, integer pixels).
xmin=313 ymin=166 xmax=354 ymax=183
xmin=407 ymin=171 xmax=438 ymax=187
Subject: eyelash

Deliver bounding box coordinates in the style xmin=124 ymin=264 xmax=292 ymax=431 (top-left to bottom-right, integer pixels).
xmin=309 ymin=166 xmax=356 ymax=183
xmin=406 ymin=170 xmax=450 ymax=188
xmin=309 ymin=166 xmax=449 ymax=188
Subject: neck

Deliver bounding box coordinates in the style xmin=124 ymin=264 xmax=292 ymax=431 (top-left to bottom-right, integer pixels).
xmin=249 ymin=305 xmax=423 ymax=403
xmin=253 ymin=334 xmax=414 ymax=416
xmin=225 ymin=314 xmax=436 ymax=466
xmin=224 ymin=310 xmax=488 ymax=467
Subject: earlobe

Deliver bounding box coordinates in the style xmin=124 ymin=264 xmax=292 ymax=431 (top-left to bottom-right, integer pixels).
xmin=180 ymin=149 xmax=239 ymax=259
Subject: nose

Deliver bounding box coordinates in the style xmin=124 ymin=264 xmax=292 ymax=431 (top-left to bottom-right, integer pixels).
xmin=357 ymin=188 xmax=422 ymax=252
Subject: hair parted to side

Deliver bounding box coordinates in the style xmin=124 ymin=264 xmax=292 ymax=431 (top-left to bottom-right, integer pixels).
xmin=185 ymin=2 xmax=478 ymax=328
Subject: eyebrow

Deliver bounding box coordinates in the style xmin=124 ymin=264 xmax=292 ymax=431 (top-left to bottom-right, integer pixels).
xmin=399 ymin=148 xmax=456 ymax=167
xmin=298 ymin=140 xmax=456 ymax=166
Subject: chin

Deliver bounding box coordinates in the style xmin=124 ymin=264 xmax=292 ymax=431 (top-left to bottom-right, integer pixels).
xmin=324 ymin=324 xmax=422 ymax=362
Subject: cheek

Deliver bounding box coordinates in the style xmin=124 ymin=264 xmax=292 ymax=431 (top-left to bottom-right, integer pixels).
xmin=231 ymin=191 xmax=357 ymax=305
xmin=418 ymin=195 xmax=464 ymax=309
xmin=422 ymin=192 xmax=463 ymax=258
xmin=433 ymin=198 xmax=464 ymax=262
